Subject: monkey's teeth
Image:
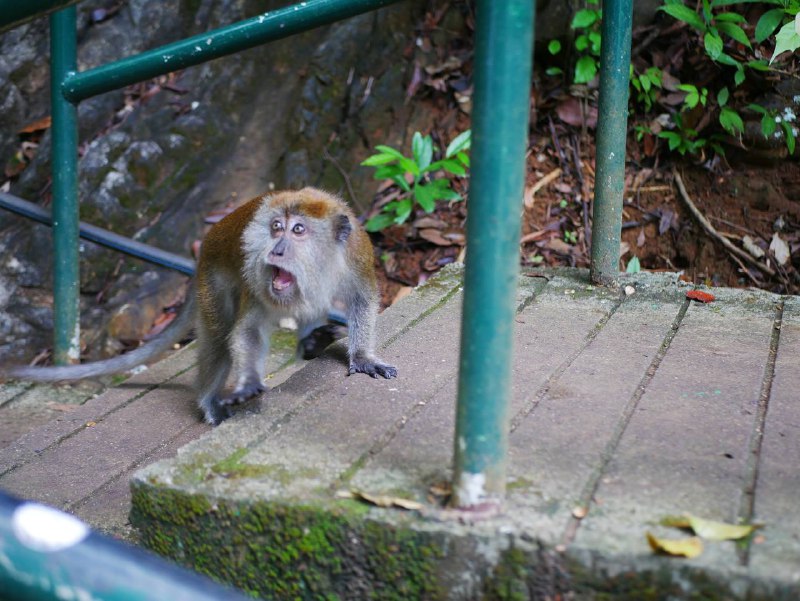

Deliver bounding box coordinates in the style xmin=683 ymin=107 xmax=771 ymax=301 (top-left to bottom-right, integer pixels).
xmin=272 ymin=267 xmax=295 ymax=291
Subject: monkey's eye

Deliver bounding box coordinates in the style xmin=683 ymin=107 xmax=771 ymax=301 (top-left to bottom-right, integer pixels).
xmin=291 ymin=223 xmax=306 ymax=235
xmin=271 ymin=220 xmax=284 ymax=232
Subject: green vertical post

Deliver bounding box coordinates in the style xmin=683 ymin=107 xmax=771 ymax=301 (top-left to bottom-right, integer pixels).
xmin=452 ymin=0 xmax=534 ymax=509
xmin=49 ymin=7 xmax=80 ymax=364
xmin=590 ymin=0 xmax=633 ymax=285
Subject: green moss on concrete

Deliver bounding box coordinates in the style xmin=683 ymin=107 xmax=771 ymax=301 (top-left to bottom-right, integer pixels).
xmin=131 ymin=481 xmax=444 ymax=600
xmin=210 ymin=449 xmax=320 ymax=483
xmin=482 ymin=547 xmax=531 ymax=601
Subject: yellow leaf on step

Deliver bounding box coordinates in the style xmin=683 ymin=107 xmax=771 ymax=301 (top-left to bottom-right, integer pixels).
xmin=646 ymin=532 xmax=704 ymax=558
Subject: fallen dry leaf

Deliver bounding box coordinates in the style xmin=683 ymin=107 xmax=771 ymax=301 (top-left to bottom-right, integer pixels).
xmin=348 ymin=490 xmax=424 ymax=511
xmin=742 ymin=235 xmax=766 ymax=259
xmin=646 ymin=532 xmax=703 ymax=558
xmin=660 ymin=514 xmax=762 ymax=541
xmin=770 ymin=233 xmax=790 ymax=266
xmin=412 ymin=216 xmax=448 ymax=229
xmin=18 ymin=115 xmax=52 ymax=134
xmin=419 ymin=228 xmax=453 ymax=246
xmin=684 ymin=515 xmax=761 ymax=541
xmin=392 ymin=286 xmax=413 ymax=305
xmin=556 ymin=96 xmax=598 ymax=128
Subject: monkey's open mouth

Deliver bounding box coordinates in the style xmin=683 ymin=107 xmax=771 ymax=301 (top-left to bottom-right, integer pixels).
xmin=271 ymin=267 xmax=296 ymax=292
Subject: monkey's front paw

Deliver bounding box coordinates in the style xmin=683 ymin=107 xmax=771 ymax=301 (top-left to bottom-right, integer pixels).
xmin=348 ymin=359 xmax=398 ymax=379
xmin=223 ymin=382 xmax=267 ymax=405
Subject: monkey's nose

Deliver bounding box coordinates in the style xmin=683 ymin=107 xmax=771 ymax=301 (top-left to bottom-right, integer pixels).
xmin=271 ymin=238 xmax=287 ymax=257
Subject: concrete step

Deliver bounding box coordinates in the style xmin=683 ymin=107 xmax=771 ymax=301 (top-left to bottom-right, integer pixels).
xmin=127 ymin=266 xmax=800 ymax=600
xmin=0 ymin=323 xmax=303 ymax=540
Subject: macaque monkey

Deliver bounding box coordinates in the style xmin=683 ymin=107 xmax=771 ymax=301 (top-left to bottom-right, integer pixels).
xmin=1 ymin=188 xmax=397 ymax=425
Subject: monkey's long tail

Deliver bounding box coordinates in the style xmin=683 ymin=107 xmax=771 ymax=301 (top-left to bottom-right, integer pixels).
xmin=1 ymin=291 xmax=196 ymax=382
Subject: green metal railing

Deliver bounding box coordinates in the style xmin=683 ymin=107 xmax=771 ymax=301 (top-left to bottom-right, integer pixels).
xmin=0 ymin=0 xmax=634 ymax=591
xmin=0 ymin=491 xmax=253 ymax=600
xmin=452 ymin=0 xmax=535 ymax=508
xmin=590 ymin=0 xmax=634 ymax=285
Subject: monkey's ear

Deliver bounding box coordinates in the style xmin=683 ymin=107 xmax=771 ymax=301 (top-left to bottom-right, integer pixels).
xmin=335 ymin=213 xmax=352 ymax=242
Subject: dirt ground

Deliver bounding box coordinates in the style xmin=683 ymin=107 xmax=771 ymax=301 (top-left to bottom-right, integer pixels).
xmin=373 ymin=147 xmax=800 ymax=309
xmin=370 ymin=4 xmax=800 ymax=307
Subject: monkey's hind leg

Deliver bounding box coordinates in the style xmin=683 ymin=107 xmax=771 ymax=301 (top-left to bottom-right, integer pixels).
xmin=195 ymin=327 xmax=233 ymax=425
xmin=224 ymin=304 xmax=271 ymax=406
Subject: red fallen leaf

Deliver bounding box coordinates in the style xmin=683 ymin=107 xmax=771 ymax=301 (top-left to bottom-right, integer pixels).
xmin=18 ymin=115 xmax=52 ymax=134
xmin=143 ymin=311 xmax=177 ymax=340
xmin=687 ymin=290 xmax=715 ymax=303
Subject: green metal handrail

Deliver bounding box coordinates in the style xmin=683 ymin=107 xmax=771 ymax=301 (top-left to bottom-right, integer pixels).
xmin=0 ymin=491 xmax=252 ymax=600
xmin=49 ymin=6 xmax=80 ymax=365
xmin=62 ymin=0 xmax=404 ymax=103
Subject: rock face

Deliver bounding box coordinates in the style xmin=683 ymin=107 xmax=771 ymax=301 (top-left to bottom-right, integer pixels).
xmin=0 ymin=0 xmax=433 ymax=362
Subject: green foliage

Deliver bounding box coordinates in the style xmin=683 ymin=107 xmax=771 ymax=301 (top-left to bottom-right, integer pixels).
xmin=629 ymin=66 xmax=664 ymax=112
xmin=747 ymin=103 xmax=797 ymax=153
xmin=626 ymin=256 xmax=641 ymax=274
xmin=657 ymin=114 xmax=711 ymax=155
xmin=571 ymin=1 xmax=602 ymax=84
xmin=545 ymin=0 xmax=602 ymax=84
xmin=361 ymin=130 xmax=470 ymax=232
xmin=677 ymin=84 xmax=708 ymax=110
xmin=772 ymin=17 xmax=800 ymax=62
xmin=652 ymin=0 xmax=798 ymax=156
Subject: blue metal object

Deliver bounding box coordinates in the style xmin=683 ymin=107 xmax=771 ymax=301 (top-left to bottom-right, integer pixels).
xmin=0 ymin=491 xmax=252 ymax=601
xmin=49 ymin=6 xmax=80 ymax=365
xmin=452 ymin=0 xmax=534 ymax=508
xmin=0 ymin=192 xmax=196 ymax=275
xmin=63 ymin=0 xmax=405 ymax=103
xmin=590 ymin=0 xmax=634 ymax=284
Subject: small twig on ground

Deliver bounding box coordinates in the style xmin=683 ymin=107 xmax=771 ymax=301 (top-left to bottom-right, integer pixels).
xmin=728 ymin=252 xmax=762 ymax=287
xmin=672 ymin=168 xmax=777 ymax=278
xmin=570 ymin=135 xmax=592 ymax=253
xmin=547 ymin=116 xmax=570 ymax=176
xmin=707 ymin=214 xmax=758 ymax=236
xmin=532 ymin=167 xmax=562 ymax=195
xmin=323 ymin=147 xmax=358 ymax=208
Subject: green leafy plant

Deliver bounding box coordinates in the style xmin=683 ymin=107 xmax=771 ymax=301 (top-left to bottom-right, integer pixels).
xmin=748 ymin=0 xmax=800 ymax=61
xmin=677 ymin=83 xmax=709 ymax=110
xmin=660 ymin=0 xmax=775 ymax=85
xmin=572 ymin=0 xmax=603 ymax=84
xmin=547 ymin=0 xmax=602 ymax=84
xmin=361 ymin=130 xmax=470 ymax=232
xmin=746 ymin=103 xmax=797 ymax=153
xmin=630 ymin=65 xmax=664 ymax=111
xmin=657 ymin=114 xmax=718 ymax=155
xmin=654 ymin=1 xmax=797 ymax=156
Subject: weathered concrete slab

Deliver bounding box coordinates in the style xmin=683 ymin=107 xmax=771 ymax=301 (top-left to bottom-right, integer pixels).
xmin=1 ymin=266 xmax=795 ymax=596
xmin=0 ymin=321 xmax=303 ymax=538
xmin=129 ymin=267 xmax=800 ymax=600
xmin=749 ymin=295 xmax=800 ymax=585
